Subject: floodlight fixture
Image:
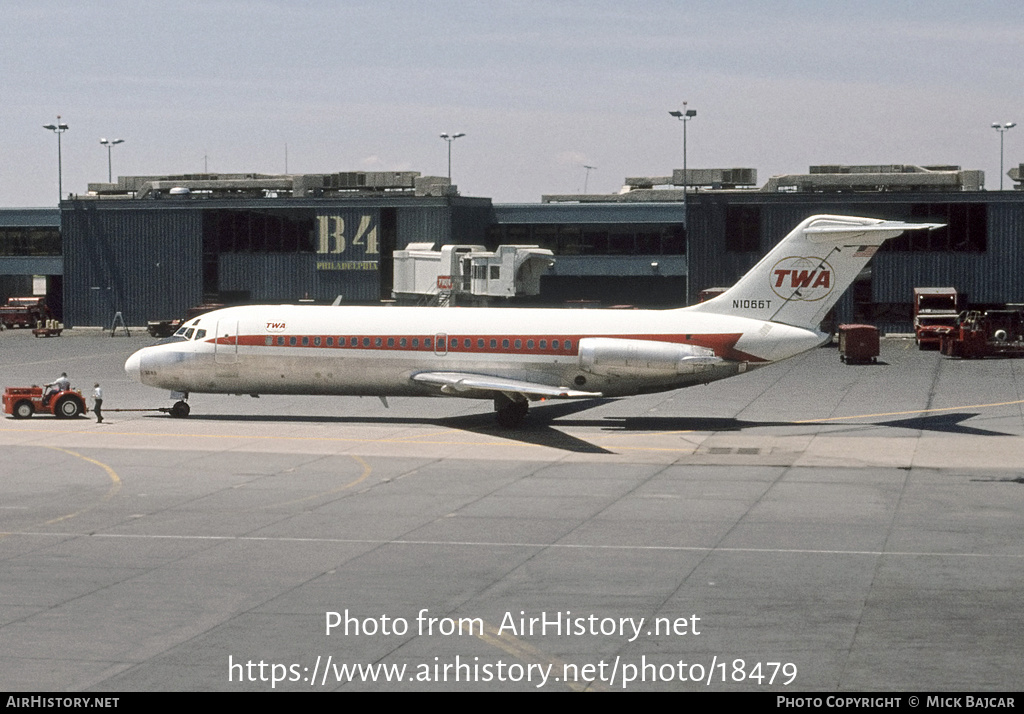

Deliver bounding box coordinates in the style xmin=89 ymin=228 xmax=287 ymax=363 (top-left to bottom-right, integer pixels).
xmin=440 ymin=132 xmax=466 ymax=181
xmin=42 ymin=116 xmax=70 ymax=202
xmin=992 ymin=122 xmax=1017 ymax=190
xmin=100 ymin=138 xmax=125 ymax=183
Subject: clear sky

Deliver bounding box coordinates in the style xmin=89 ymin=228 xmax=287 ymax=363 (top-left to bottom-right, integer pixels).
xmin=3 ymin=0 xmax=1021 ymax=206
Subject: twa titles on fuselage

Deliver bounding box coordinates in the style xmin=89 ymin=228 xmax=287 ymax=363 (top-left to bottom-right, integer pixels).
xmin=125 ymin=215 xmax=941 ymax=426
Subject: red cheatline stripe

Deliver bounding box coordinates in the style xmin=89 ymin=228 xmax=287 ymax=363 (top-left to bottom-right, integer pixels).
xmin=208 ymin=332 xmax=763 ymax=362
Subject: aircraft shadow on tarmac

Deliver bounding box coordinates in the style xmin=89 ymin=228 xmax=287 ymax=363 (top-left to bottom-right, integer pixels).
xmin=587 ymin=411 xmax=1011 ymax=438
xmin=148 ymin=400 xmax=618 ymax=454
xmin=144 ymin=400 xmax=1012 ymax=454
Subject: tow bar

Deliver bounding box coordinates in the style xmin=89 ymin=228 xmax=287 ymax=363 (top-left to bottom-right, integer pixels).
xmin=105 ymin=407 xmax=177 ymax=414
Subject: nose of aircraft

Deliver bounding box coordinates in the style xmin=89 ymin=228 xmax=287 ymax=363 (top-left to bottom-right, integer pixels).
xmin=124 ymin=349 xmax=142 ymax=382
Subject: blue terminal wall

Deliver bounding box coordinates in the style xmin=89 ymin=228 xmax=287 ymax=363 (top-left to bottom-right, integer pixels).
xmin=60 ymin=196 xmax=492 ymax=327
xmin=689 ymin=191 xmax=1022 ymax=330
xmin=62 ymin=201 xmax=203 ymax=328
xmin=56 ymin=189 xmax=1024 ymax=329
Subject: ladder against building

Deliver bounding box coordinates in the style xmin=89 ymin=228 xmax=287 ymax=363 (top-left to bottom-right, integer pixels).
xmin=110 ymin=311 xmax=130 ymax=337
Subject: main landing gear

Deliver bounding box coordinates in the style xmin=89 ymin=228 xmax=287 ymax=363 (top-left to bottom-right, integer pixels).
xmin=494 ymin=394 xmax=529 ymax=428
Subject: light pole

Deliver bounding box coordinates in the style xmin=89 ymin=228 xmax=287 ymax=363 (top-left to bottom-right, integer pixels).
xmin=42 ymin=116 xmax=69 ymax=202
xmin=100 ymin=138 xmax=124 ymax=183
xmin=439 ymin=132 xmax=465 ymax=182
xmin=583 ymin=165 xmax=596 ymax=193
xmin=670 ymin=104 xmax=696 ymax=303
xmin=669 ymin=104 xmax=697 ymax=221
xmin=991 ymin=122 xmax=1016 ymax=190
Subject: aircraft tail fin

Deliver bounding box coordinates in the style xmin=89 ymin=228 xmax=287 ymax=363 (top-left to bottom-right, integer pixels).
xmin=687 ymin=214 xmax=943 ymax=331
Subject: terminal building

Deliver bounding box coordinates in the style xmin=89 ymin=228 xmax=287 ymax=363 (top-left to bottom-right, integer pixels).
xmin=2 ymin=163 xmax=1023 ymax=331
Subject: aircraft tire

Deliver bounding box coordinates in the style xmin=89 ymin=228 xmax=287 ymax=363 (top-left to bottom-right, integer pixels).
xmin=54 ymin=395 xmax=82 ymax=419
xmin=13 ymin=400 xmax=34 ymax=419
xmin=170 ymin=401 xmax=191 ymax=418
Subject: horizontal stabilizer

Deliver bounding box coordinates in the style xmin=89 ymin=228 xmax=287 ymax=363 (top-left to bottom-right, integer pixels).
xmin=412 ymin=371 xmax=602 ymax=399
xmin=802 ymin=219 xmax=945 ymax=240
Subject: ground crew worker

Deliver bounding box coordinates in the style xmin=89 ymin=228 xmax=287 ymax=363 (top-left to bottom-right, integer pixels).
xmin=44 ymin=372 xmax=70 ymax=400
xmin=92 ymin=383 xmax=103 ymax=423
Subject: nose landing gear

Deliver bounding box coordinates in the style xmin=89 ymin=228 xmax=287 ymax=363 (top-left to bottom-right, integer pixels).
xmin=169 ymin=397 xmax=190 ymax=418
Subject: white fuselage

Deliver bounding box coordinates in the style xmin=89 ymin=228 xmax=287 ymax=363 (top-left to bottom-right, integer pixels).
xmin=124 ymin=215 xmax=940 ymax=415
xmin=124 ymin=303 xmax=825 ymax=399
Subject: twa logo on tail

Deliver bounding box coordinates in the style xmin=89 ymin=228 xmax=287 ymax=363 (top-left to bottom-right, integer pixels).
xmin=770 ymin=257 xmax=834 ymax=302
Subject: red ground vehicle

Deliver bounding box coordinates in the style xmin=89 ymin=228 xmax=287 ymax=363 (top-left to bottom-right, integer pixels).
xmin=3 ymin=386 xmax=88 ymax=419
xmin=913 ymin=287 xmax=958 ymax=349
xmin=940 ymin=310 xmax=1024 ymax=359
xmin=0 ymin=297 xmax=50 ymax=329
xmin=147 ymin=303 xmax=225 ymax=337
xmin=698 ymin=287 xmax=729 ymax=303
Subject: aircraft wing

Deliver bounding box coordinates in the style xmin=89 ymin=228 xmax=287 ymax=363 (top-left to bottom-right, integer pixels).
xmin=411 ymin=371 xmax=602 ymax=399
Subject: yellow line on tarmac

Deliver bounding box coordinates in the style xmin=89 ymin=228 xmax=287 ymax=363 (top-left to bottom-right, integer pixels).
xmin=40 ymin=447 xmax=122 ymax=525
xmin=602 ymin=398 xmax=1024 ymax=437
xmin=0 ymin=425 xmax=512 ymax=448
xmin=793 ymin=398 xmax=1024 ymax=423
xmin=4 ymin=395 xmax=1023 ymax=455
xmin=274 ymin=454 xmax=373 ymax=508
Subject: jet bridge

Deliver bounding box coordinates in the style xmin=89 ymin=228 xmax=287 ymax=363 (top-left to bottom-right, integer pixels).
xmin=392 ymin=244 xmax=554 ymax=305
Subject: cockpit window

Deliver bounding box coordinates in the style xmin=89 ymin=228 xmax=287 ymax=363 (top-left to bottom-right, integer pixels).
xmin=174 ymin=326 xmax=188 ymax=337
xmin=156 ymin=335 xmax=188 ymax=345
xmin=195 ymin=329 xmax=207 ymax=340
xmin=184 ymin=328 xmax=195 ymax=339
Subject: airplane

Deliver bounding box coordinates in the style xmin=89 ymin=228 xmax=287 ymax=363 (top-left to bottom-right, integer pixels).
xmin=124 ymin=214 xmax=942 ymax=427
